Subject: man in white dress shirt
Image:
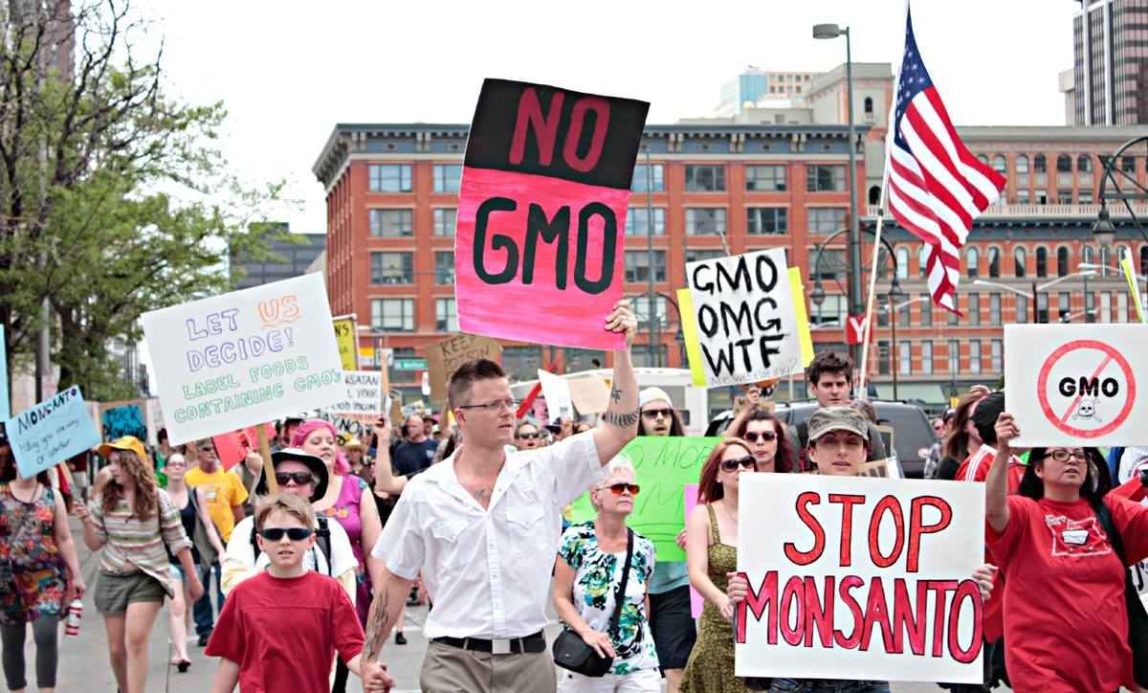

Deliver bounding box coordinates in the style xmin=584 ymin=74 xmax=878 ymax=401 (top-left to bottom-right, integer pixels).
xmin=361 ymin=301 xmax=639 ymax=693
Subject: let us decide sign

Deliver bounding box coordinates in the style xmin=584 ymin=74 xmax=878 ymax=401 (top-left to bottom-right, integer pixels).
xmin=455 ymin=78 xmax=649 ymax=350
xmin=142 ymin=273 xmax=344 ymax=445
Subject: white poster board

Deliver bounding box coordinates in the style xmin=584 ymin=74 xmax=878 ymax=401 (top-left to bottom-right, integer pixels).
xmin=1005 ymin=324 xmax=1148 ymax=447
xmin=142 ymin=273 xmax=344 ymax=445
xmin=685 ymin=248 xmax=803 ymax=387
xmin=736 ymin=474 xmax=985 ymax=683
xmin=331 ymin=371 xmax=384 ymax=419
xmin=537 ymin=370 xmax=574 ymax=423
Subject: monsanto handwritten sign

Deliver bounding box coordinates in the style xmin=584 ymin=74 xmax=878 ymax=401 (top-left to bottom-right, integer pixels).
xmin=6 ymin=386 xmax=102 ymax=479
xmin=685 ymin=248 xmax=805 ymax=387
xmin=1006 ymin=324 xmax=1148 ymax=446
xmin=735 ymin=474 xmax=985 ymax=683
xmin=455 ymin=78 xmax=649 ymax=350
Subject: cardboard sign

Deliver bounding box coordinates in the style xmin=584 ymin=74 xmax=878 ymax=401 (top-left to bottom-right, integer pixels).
xmin=1006 ymin=324 xmax=1148 ymax=446
xmin=332 ymin=315 xmax=359 ymax=371
xmin=142 ymin=273 xmax=344 ymax=445
xmin=6 ymin=386 xmax=101 ymax=478
xmin=455 ymin=78 xmax=649 ymax=350
xmin=537 ymin=370 xmax=574 ymax=423
xmin=425 ymin=333 xmax=503 ymax=404
xmin=212 ymin=424 xmax=275 ymax=470
xmin=331 ymin=371 xmax=384 ymax=419
xmin=100 ymin=400 xmax=148 ymax=442
xmin=568 ymin=376 xmax=612 ymax=415
xmin=568 ymin=436 xmax=720 ymax=561
xmin=735 ymin=474 xmax=985 ymax=683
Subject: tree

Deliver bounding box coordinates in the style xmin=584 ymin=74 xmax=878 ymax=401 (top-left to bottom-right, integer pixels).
xmin=0 ymin=0 xmax=283 ymax=401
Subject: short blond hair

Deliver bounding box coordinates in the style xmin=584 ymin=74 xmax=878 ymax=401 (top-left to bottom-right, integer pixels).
xmin=255 ymin=492 xmax=315 ymax=531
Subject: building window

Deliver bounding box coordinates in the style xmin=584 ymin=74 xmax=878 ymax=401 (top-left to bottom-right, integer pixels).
xmin=991 ymin=340 xmax=1003 ymax=373
xmin=1118 ymin=292 xmax=1129 ymax=323
xmin=1100 ymin=245 xmax=1111 ymax=270
xmin=1141 ymin=246 xmax=1148 ymax=276
xmin=1036 ymin=247 xmax=1048 ymax=278
xmin=970 ymin=340 xmax=982 ymax=374
xmin=434 ymin=252 xmax=454 ymax=284
xmin=807 ymin=165 xmax=847 ymax=192
xmin=433 ymin=208 xmax=456 ymax=237
xmin=685 ymin=248 xmax=725 ymax=268
xmin=565 ymin=348 xmax=607 ymax=373
xmin=1058 ymin=291 xmax=1070 ymax=321
xmin=864 ymin=96 xmax=874 ymax=115
xmin=877 ymin=341 xmax=891 ymax=375
xmin=433 ymin=164 xmax=462 ymax=194
xmin=920 ymin=341 xmax=934 ymax=375
xmin=370 ymin=252 xmax=413 ymax=285
xmin=631 ymin=164 xmax=664 ymax=192
xmin=368 ymin=164 xmax=412 ymax=193
xmin=632 ymin=295 xmax=668 ymax=328
xmin=502 ymin=346 xmax=543 ymax=382
xmin=948 ymin=295 xmax=960 ymax=325
xmin=1015 ymin=155 xmax=1030 ymax=174
xmin=1079 ymin=189 xmax=1093 ymax=204
xmin=1123 ymin=156 xmax=1137 ymax=174
xmin=811 ymin=248 xmax=847 ymax=280
xmin=626 ymin=208 xmax=666 ymax=236
xmin=920 ymin=295 xmax=932 ymax=327
xmin=899 ymin=341 xmax=911 ymax=376
xmin=1077 ymin=155 xmax=1092 ymax=173
xmin=1016 ymin=189 xmax=1031 ymax=204
xmin=877 ymin=293 xmax=890 ymax=328
xmin=1082 ymin=245 xmax=1094 ymax=266
xmin=895 ymin=247 xmax=910 ymax=280
xmin=988 ymin=247 xmax=1001 ymax=278
xmin=371 ymin=298 xmax=414 ymax=332
xmin=1014 ymin=246 xmax=1026 ymax=278
xmin=1036 ymin=293 xmax=1049 ymax=323
xmin=684 ymin=164 xmax=727 ymax=192
xmin=919 ymin=244 xmax=930 ymax=278
xmin=992 ymin=155 xmax=1007 ymax=174
xmin=746 ymin=207 xmax=788 ymax=235
xmin=812 ymin=294 xmax=847 ymax=326
xmin=968 ymin=292 xmax=981 ymax=326
xmin=898 ymin=300 xmax=911 ymax=327
xmin=624 ymin=251 xmax=667 ymax=283
xmin=1057 ymin=247 xmax=1069 ymax=277
xmin=686 ymin=208 xmax=727 ymax=236
xmin=1056 ymin=155 xmax=1072 ymax=173
xmin=808 ymin=207 xmax=847 ymax=234
xmin=966 ymin=247 xmax=979 ymax=278
xmin=745 ymin=165 xmax=787 ymax=192
xmin=990 ymin=293 xmax=1001 ymax=325
xmin=1085 ymin=290 xmax=1096 ymax=322
xmin=369 ymin=209 xmax=413 ymax=237
xmin=1101 ymin=291 xmax=1112 ymax=322
xmin=435 ymin=298 xmax=458 ymax=332
xmin=1033 ymin=154 xmax=1046 ymax=172
xmin=1016 ymin=294 xmax=1028 ymax=323
xmin=948 ymin=340 xmax=960 ymax=374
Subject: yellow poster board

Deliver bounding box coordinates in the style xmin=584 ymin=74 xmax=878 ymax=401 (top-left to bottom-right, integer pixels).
xmin=332 ymin=315 xmax=358 ymax=371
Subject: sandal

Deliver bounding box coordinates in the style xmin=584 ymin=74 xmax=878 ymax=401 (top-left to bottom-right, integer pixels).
xmin=176 ymin=660 xmax=191 ymax=673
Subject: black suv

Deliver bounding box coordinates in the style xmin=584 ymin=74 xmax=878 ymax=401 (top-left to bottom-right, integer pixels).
xmin=706 ymin=400 xmax=937 ymax=478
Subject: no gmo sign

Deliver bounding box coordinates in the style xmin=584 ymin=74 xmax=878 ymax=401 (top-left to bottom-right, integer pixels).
xmin=1007 ymin=325 xmax=1148 ymax=447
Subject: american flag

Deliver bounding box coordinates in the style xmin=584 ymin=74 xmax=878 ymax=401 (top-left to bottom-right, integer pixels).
xmin=886 ymin=8 xmax=1005 ymax=314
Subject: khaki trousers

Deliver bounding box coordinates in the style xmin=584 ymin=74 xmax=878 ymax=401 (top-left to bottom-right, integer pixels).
xmin=420 ymin=641 xmax=557 ymax=693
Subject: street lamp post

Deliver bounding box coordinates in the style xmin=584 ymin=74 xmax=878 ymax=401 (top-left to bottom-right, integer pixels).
xmin=813 ymin=22 xmax=863 ymax=369
xmin=886 ymin=280 xmax=907 ymax=399
xmin=973 ymin=271 xmax=1096 ymax=324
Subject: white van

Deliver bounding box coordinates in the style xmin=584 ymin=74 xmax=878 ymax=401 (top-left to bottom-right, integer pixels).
xmin=509 ymin=368 xmax=710 ymax=436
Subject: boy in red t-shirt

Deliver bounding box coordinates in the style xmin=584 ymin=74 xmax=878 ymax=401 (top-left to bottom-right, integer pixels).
xmin=206 ymin=493 xmax=390 ymax=692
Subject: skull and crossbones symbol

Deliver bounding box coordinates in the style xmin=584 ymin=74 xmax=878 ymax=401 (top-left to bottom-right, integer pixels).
xmin=1073 ymin=397 xmax=1103 ymax=422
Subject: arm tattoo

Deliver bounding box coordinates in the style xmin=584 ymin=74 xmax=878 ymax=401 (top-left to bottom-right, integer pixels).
xmin=610 ymin=385 xmax=622 ymax=404
xmin=603 ymin=409 xmax=640 ymax=428
xmin=364 ymin=590 xmax=392 ymax=661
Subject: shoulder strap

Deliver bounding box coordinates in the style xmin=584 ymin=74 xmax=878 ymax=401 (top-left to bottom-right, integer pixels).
xmin=706 ymin=503 xmax=721 ymax=544
xmin=316 ymin=516 xmax=333 ymax=576
xmin=608 ymin=529 xmax=635 ymax=636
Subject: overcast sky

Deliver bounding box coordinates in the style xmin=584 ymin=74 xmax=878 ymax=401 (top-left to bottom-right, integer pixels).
xmin=137 ymin=0 xmax=1077 ymax=235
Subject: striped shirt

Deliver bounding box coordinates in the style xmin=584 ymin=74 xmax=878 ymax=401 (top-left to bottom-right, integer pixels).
xmin=88 ymin=489 xmax=192 ymax=596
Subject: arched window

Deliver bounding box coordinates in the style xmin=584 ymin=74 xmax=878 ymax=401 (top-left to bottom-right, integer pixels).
xmin=1077 ymin=154 xmax=1092 ymax=173
xmin=864 ymin=96 xmax=874 ymax=115
xmin=977 ymin=154 xmax=990 ymax=165
xmin=1015 ymin=155 xmax=1030 ymax=174
xmin=1036 ymin=247 xmax=1048 ymax=277
xmin=992 ymin=156 xmax=1007 ymax=174
xmin=1057 ymin=247 xmax=1069 ymax=277
xmin=966 ymin=247 xmax=979 ymax=278
xmin=1014 ymin=246 xmax=1027 ymax=278
xmin=919 ymin=244 xmax=930 ymax=278
xmin=1056 ymin=155 xmax=1072 ymax=173
xmin=895 ymin=247 xmax=910 ymax=280
xmin=1082 ymin=245 xmax=1094 ymax=265
xmin=868 ymin=186 xmax=880 ymax=205
xmin=1101 ymin=245 xmax=1111 ymax=269
xmin=987 ymin=247 xmax=1001 ymax=278
xmin=1033 ymin=154 xmax=1047 ymax=173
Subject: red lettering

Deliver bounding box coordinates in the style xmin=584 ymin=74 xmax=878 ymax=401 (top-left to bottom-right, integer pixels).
xmin=828 ymin=494 xmax=866 ymax=566
xmin=780 ymin=576 xmax=805 ymax=646
xmin=947 ymin=580 xmax=985 ymax=664
xmin=859 ymin=577 xmax=894 ymax=652
xmin=508 ymin=88 xmax=565 ymax=167
xmin=868 ymin=495 xmax=906 ymax=569
xmin=891 ymin=578 xmax=928 ymax=656
xmin=907 ymin=496 xmax=953 ymax=573
xmin=834 ymin=575 xmax=865 ymax=649
xmin=739 ymin=570 xmax=778 ymax=645
xmin=561 ymin=97 xmax=610 ymax=172
xmin=785 ymin=492 xmax=826 ymax=566
xmin=804 ymin=576 xmax=835 ymax=649
xmin=925 ymin=580 xmax=958 ymax=657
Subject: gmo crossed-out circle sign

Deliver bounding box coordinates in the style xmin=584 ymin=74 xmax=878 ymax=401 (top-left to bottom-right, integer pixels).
xmin=1037 ymin=339 xmax=1137 ymax=439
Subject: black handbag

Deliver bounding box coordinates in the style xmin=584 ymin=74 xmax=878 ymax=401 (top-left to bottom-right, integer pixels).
xmin=1097 ymin=502 xmax=1148 ymax=688
xmin=553 ymin=529 xmax=634 ymax=678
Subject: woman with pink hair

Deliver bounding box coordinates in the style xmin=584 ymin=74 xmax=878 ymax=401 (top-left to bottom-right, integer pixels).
xmin=292 ymin=419 xmax=383 ymax=693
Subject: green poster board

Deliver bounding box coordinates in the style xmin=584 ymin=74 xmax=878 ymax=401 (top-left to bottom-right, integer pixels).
xmin=569 ymin=436 xmax=721 ymax=561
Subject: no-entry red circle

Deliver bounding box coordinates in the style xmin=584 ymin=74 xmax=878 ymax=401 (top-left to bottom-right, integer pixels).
xmin=1037 ymin=339 xmax=1136 ymax=439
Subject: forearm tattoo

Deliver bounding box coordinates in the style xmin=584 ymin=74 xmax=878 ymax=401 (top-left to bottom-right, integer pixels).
xmin=364 ymin=590 xmax=392 ymax=660
xmin=603 ymin=409 xmax=640 ymax=428
xmin=610 ymin=385 xmax=622 ymax=403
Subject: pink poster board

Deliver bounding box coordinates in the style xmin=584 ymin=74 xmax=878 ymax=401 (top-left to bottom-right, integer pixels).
xmin=212 ymin=423 xmax=274 ymax=470
xmin=683 ymin=483 xmax=704 ymax=619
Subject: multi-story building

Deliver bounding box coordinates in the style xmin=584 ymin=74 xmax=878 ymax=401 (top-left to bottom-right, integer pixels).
xmin=230 ymin=225 xmax=327 ymax=290
xmin=1064 ymin=0 xmax=1148 ymax=126
xmin=716 ymin=67 xmax=815 ymax=117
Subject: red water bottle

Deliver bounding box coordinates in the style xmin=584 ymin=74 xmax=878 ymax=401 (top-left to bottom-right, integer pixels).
xmin=64 ymin=599 xmax=83 ymax=637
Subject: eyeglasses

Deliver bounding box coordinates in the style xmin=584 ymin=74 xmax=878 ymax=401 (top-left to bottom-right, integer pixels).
xmin=517 ymin=432 xmax=541 ymax=440
xmin=276 ymin=472 xmax=315 ymax=486
xmin=259 ymin=527 xmax=313 ymax=542
xmin=743 ymin=431 xmax=777 ymax=444
xmin=457 ymin=399 xmax=518 ymax=412
xmin=598 ymin=483 xmax=640 ymax=496
xmin=642 ymin=408 xmax=673 ymax=419
xmin=720 ymin=456 xmax=757 ymax=472
xmin=1045 ymin=449 xmax=1087 ymax=463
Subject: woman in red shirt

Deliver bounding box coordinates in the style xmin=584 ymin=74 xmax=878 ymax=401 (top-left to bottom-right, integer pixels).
xmin=988 ymin=412 xmax=1148 ymax=692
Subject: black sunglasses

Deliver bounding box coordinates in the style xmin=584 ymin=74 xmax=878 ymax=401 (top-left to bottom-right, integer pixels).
xmin=642 ymin=408 xmax=673 ymax=419
xmin=600 ymin=483 xmax=640 ymax=496
xmin=276 ymin=472 xmax=315 ymax=486
xmin=720 ymin=456 xmax=757 ymax=472
xmin=743 ymin=431 xmax=777 ymax=444
xmin=259 ymin=527 xmax=313 ymax=542
xmin=517 ymin=432 xmax=542 ymax=440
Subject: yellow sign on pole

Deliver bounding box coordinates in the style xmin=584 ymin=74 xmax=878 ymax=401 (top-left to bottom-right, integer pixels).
xmin=332 ymin=315 xmax=359 ymax=371
xmin=1120 ymin=255 xmax=1147 ymax=324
